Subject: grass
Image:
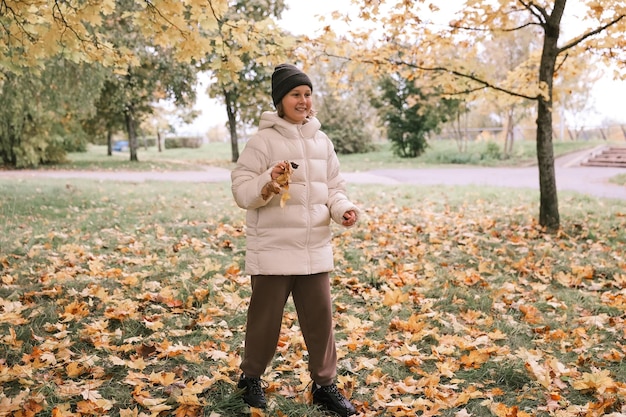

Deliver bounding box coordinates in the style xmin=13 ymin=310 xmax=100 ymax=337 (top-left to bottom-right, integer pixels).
xmin=53 ymin=143 xmax=234 ymax=171
xmin=611 ymin=173 xmax=626 ymax=186
xmin=1 ymin=177 xmax=626 ymax=415
xmin=339 ymin=139 xmax=608 ymax=170
xmin=41 ymin=138 xmax=614 ymax=173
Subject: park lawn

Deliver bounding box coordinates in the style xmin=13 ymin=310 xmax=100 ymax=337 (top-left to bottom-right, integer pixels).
xmin=53 ymin=139 xmax=609 ymax=173
xmin=1 ymin=178 xmax=625 ymax=416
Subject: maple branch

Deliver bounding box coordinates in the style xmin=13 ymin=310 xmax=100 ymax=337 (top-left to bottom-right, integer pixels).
xmin=207 ymin=1 xmax=231 ymax=64
xmin=52 ymin=1 xmax=93 ymax=46
xmin=321 ymin=51 xmax=539 ymax=101
xmin=554 ymin=52 xmax=568 ymax=74
xmin=557 ymin=14 xmax=626 ymax=54
xmin=396 ymin=60 xmax=539 ymax=100
xmin=447 ymin=2 xmax=541 ymax=33
xmin=143 ymin=0 xmax=188 ymax=39
xmin=0 ymin=0 xmax=38 ymax=44
xmin=519 ymin=0 xmax=548 ymax=25
xmin=441 ymin=85 xmax=492 ymax=97
xmin=50 ymin=0 xmax=115 ymax=57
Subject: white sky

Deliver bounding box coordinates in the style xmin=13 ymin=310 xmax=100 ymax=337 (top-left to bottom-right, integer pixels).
xmin=182 ymin=0 xmax=625 ymax=135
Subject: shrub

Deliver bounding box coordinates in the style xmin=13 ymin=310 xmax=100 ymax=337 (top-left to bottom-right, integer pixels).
xmin=164 ymin=137 xmax=203 ymax=149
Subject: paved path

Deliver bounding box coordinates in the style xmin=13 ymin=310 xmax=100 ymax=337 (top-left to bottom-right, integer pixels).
xmin=343 ymin=166 xmax=626 ymax=200
xmin=2 ymin=151 xmax=625 ymax=200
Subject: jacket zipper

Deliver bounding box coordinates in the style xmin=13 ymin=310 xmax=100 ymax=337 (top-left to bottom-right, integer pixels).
xmin=297 ymin=124 xmax=312 ymax=275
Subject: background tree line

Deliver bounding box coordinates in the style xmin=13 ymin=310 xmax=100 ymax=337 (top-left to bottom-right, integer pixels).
xmin=1 ymin=0 xmax=624 ymax=230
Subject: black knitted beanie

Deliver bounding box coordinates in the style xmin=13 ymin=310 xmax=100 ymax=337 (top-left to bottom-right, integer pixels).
xmin=271 ymin=64 xmax=313 ymax=107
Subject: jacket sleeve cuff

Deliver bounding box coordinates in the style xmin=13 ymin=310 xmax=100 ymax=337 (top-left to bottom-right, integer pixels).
xmin=331 ymin=203 xmax=361 ymax=228
xmin=232 ymin=167 xmax=276 ymax=209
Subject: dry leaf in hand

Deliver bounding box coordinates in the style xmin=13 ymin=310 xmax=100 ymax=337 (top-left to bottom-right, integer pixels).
xmin=276 ymin=161 xmax=296 ymax=208
xmin=261 ymin=181 xmax=281 ymax=201
xmin=260 ymin=161 xmax=297 ymax=205
xmin=275 ymin=160 xmax=294 ymax=187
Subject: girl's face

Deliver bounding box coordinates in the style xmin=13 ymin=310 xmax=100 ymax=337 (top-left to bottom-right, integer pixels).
xmin=280 ymin=85 xmax=312 ymax=124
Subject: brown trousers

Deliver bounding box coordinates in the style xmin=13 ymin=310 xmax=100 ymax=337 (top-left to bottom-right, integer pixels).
xmin=240 ymin=272 xmax=337 ymax=386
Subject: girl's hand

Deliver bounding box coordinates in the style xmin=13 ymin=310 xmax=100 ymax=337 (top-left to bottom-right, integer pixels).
xmin=271 ymin=162 xmax=287 ymax=181
xmin=261 ymin=181 xmax=281 ymax=200
xmin=342 ymin=210 xmax=357 ymax=227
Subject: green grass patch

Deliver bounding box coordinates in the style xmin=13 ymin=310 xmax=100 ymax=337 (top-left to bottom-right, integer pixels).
xmin=611 ymin=173 xmax=626 ymax=186
xmin=43 ymin=139 xmax=611 ymax=174
xmin=57 ymin=142 xmax=235 ymax=171
xmin=337 ymin=139 xmax=607 ymax=171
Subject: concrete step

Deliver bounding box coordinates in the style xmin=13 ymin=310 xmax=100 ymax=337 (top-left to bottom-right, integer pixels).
xmin=581 ymin=146 xmax=626 ymax=168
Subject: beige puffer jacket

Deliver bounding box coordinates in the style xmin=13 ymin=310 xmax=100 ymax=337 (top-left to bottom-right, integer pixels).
xmin=231 ymin=111 xmax=359 ymax=276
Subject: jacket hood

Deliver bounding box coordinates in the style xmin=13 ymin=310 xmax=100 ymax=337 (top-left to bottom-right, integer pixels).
xmin=259 ymin=111 xmax=321 ymax=139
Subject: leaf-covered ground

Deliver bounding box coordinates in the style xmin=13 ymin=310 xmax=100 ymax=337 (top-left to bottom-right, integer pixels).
xmin=1 ymin=179 xmax=626 ymax=416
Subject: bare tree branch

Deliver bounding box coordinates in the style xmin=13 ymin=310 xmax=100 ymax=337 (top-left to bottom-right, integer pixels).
xmin=320 ymin=51 xmax=539 ymax=101
xmin=558 ymin=14 xmax=625 ymax=53
xmin=392 ymin=59 xmax=539 ymax=100
xmin=519 ymin=1 xmax=547 ymax=24
xmin=449 ymin=21 xmax=538 ymax=33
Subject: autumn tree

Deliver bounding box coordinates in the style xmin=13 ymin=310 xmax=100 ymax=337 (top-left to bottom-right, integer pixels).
xmin=204 ymin=0 xmax=289 ymax=163
xmin=310 ymin=59 xmax=378 ymax=154
xmin=53 ymin=2 xmax=200 ymax=162
xmin=82 ymin=76 xmax=127 ymax=156
xmin=306 ymin=0 xmax=625 ymax=230
xmin=553 ymin=54 xmax=603 ymax=140
xmin=1 ymin=1 xmax=292 ymax=166
xmin=0 ymin=59 xmax=105 ymax=167
xmin=475 ymin=17 xmax=539 ymax=156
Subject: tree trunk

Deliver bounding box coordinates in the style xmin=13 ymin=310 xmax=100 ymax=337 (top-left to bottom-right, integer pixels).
xmin=225 ymin=89 xmax=239 ymax=163
xmin=453 ymin=108 xmax=467 ymax=153
xmin=107 ymin=128 xmax=113 ymax=156
xmin=535 ymin=0 xmax=566 ymax=231
xmin=157 ymin=130 xmax=162 ymax=152
xmin=504 ymin=110 xmax=515 ymax=156
xmin=125 ymin=106 xmax=139 ymax=162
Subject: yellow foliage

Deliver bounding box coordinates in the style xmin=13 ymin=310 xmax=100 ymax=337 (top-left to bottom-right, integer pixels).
xmin=1 ymin=0 xmax=289 ymax=81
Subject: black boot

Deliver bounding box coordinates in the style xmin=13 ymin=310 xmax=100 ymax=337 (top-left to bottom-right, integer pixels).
xmin=312 ymin=383 xmax=356 ymax=416
xmin=237 ymin=374 xmax=267 ymax=409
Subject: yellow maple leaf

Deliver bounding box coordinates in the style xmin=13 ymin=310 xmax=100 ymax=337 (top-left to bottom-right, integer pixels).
xmin=571 ymin=369 xmax=616 ymax=394
xmin=51 ymin=403 xmax=79 ymax=417
xmin=436 ymin=358 xmax=460 ymax=378
xmin=2 ymin=327 xmax=23 ymax=348
xmin=174 ymin=393 xmax=201 ymax=406
xmin=60 ymin=301 xmax=89 ymax=322
xmin=487 ymin=401 xmax=532 ymax=417
xmin=128 ymin=357 xmax=147 ymax=371
xmin=383 ymin=289 xmax=409 ymax=306
xmin=66 ymin=362 xmax=86 ymax=378
xmin=460 ymin=350 xmax=490 ymax=369
xmin=519 ymin=304 xmax=542 ymax=324
xmin=571 ymin=264 xmax=594 ymax=279
xmin=80 ymin=388 xmax=102 ymax=401
xmin=275 ymin=160 xmax=295 ymax=208
xmin=149 ymin=371 xmax=177 ymax=386
xmin=250 ymin=407 xmax=266 ymax=417
xmin=279 ymin=190 xmax=291 ymax=208
xmin=524 ymin=358 xmax=552 ymax=389
xmin=76 ymin=400 xmax=103 ymax=415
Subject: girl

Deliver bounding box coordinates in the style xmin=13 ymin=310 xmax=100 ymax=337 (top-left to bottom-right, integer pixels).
xmin=231 ymin=63 xmax=358 ymax=417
